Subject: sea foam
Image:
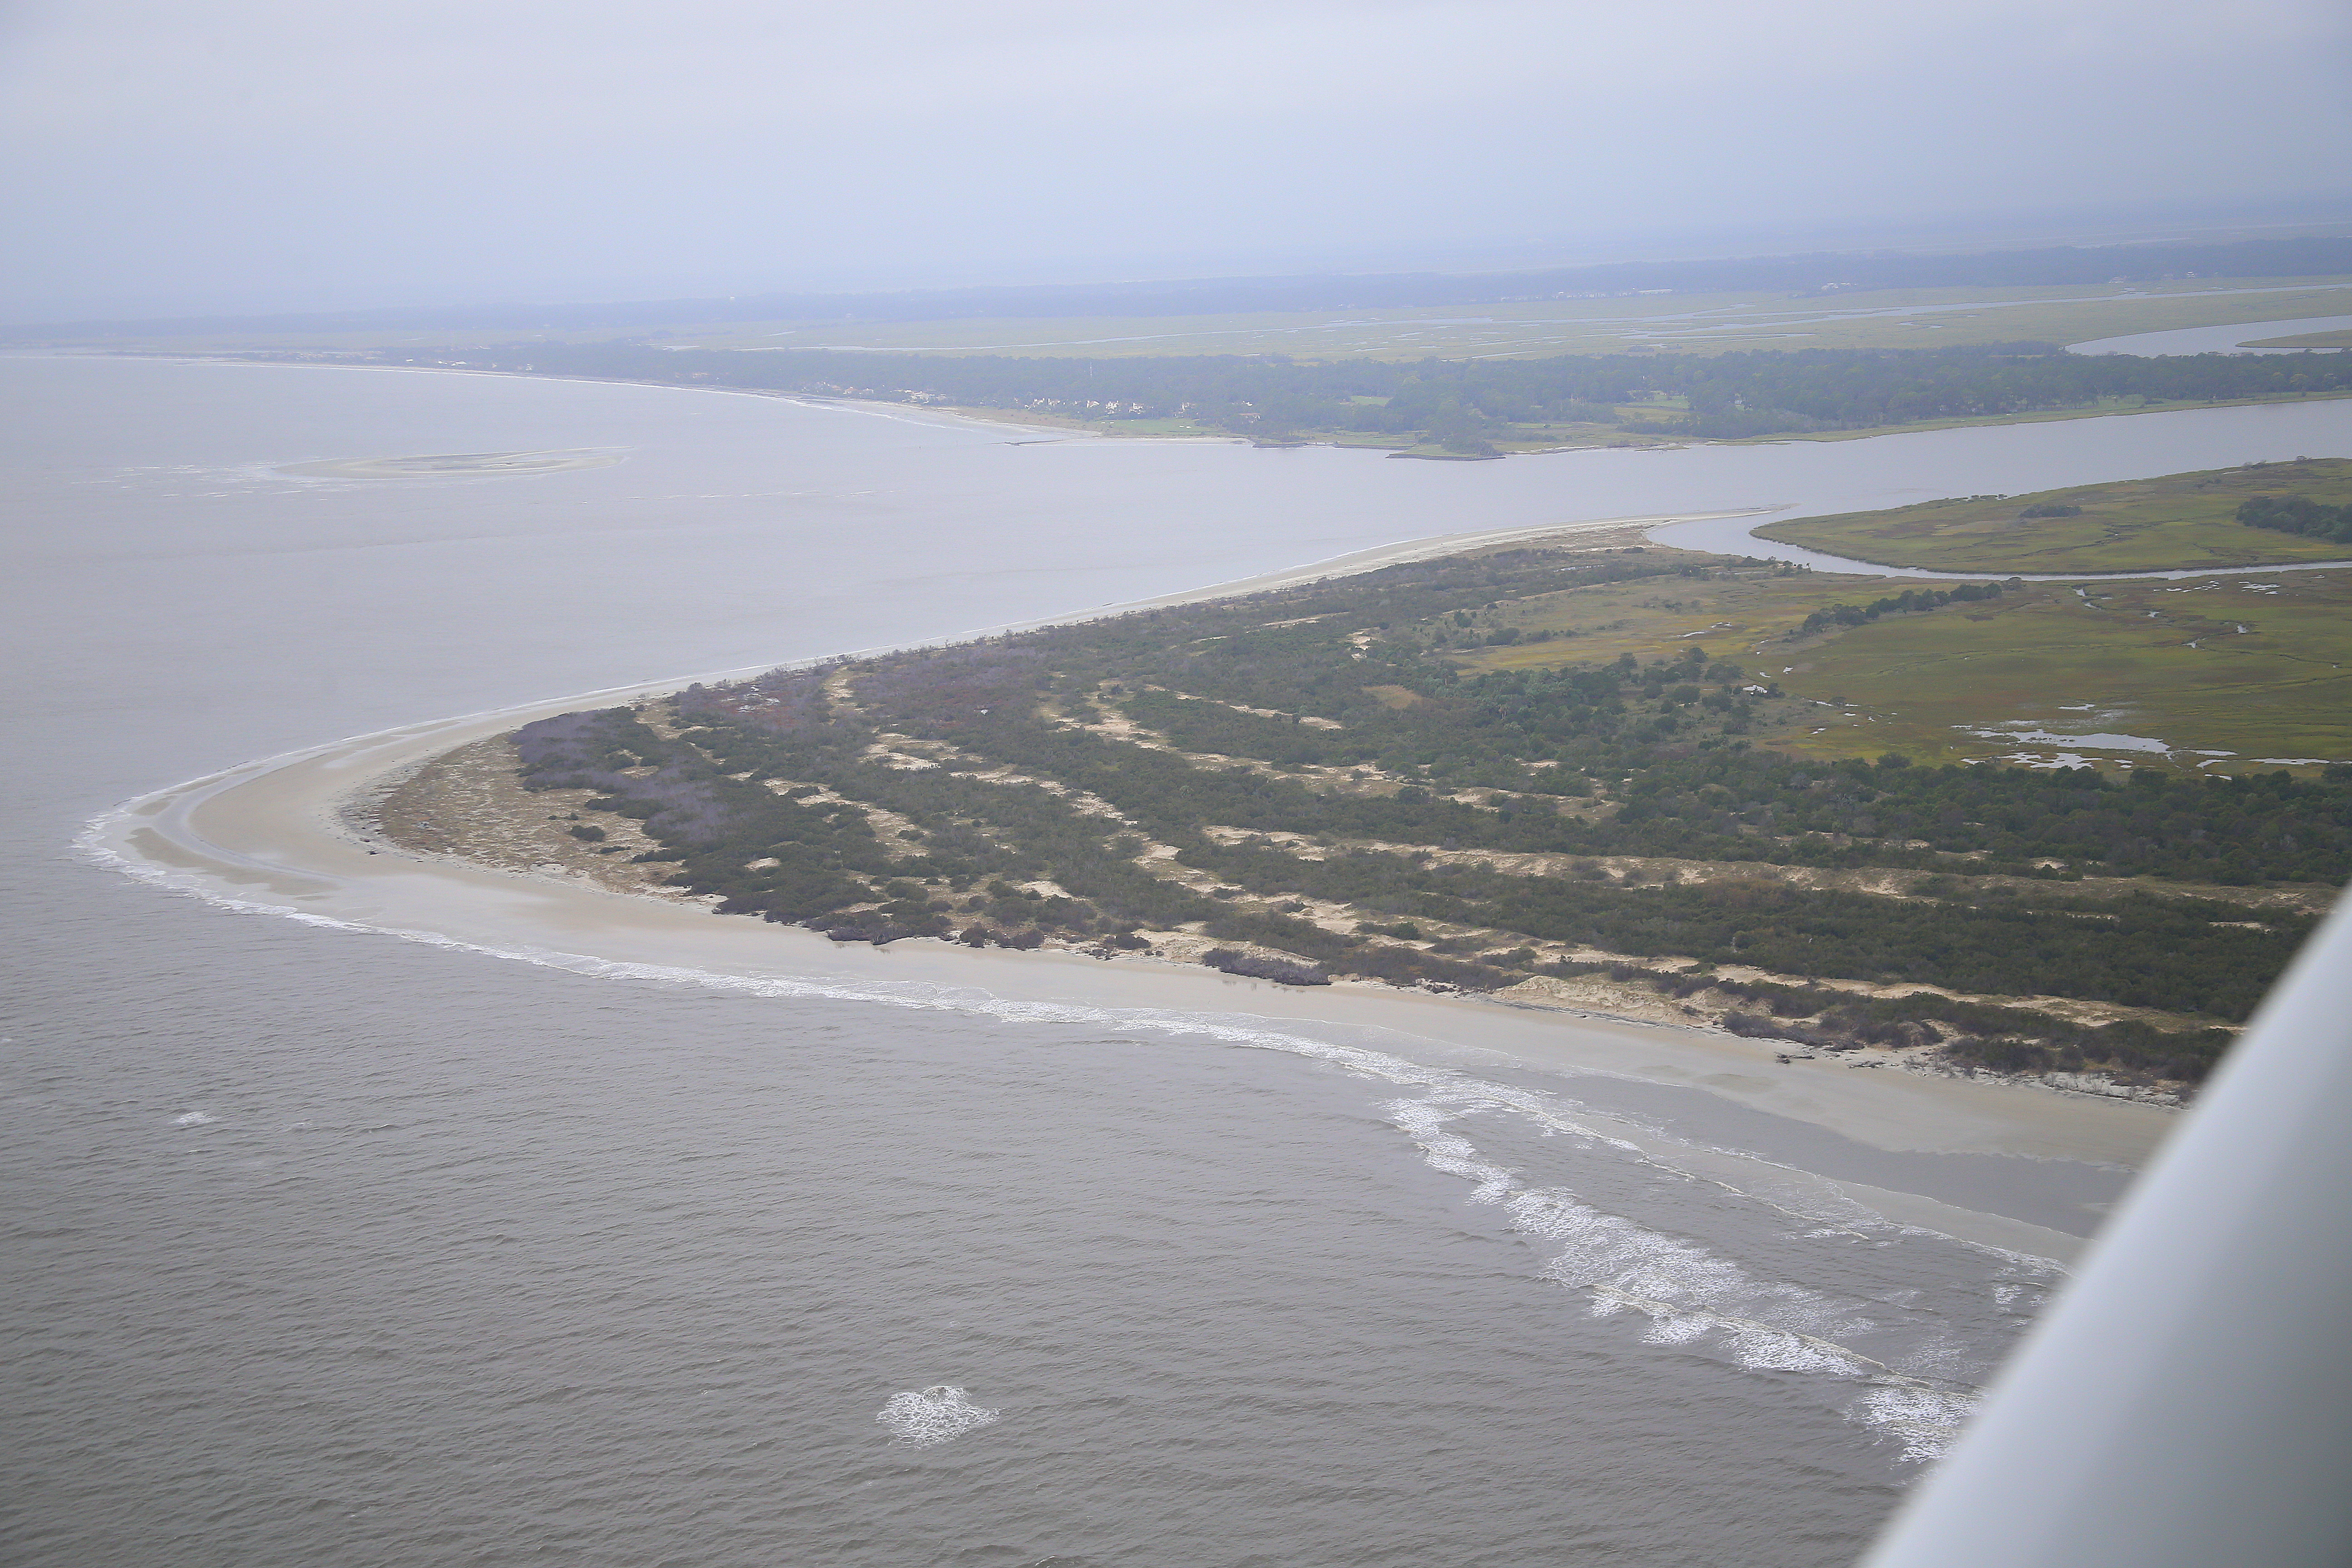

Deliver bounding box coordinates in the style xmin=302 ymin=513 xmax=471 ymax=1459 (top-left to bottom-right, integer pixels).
xmin=877 ymin=1386 xmax=1001 ymax=1448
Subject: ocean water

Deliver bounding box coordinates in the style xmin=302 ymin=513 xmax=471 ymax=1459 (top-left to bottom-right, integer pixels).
xmin=8 ymin=356 xmax=2344 ymax=1566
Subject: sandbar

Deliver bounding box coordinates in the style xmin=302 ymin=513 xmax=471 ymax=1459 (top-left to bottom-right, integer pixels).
xmin=276 ymin=448 xmax=623 ymax=480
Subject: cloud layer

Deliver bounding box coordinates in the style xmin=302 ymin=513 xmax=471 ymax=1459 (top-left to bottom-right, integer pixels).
xmin=6 ymin=0 xmax=2349 ymax=318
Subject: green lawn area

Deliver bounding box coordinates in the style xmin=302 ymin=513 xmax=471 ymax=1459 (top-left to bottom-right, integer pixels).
xmin=1774 ymin=572 xmax=2352 ymax=770
xmin=1755 ymin=459 xmax=2352 ymax=573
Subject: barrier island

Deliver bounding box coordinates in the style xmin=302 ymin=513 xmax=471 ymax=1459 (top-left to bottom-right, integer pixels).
xmin=371 ymin=522 xmax=2352 ymax=1096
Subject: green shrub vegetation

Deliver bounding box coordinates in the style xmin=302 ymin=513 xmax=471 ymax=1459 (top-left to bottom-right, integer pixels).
xmin=2239 ymin=493 xmax=2352 ymax=544
xmin=510 ymin=543 xmax=2348 ymax=1085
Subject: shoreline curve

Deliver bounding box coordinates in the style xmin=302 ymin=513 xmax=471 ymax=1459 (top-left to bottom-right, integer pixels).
xmin=79 ymin=512 xmax=2181 ymax=1264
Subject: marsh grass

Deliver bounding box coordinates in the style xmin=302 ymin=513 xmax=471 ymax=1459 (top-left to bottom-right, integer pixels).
xmin=1756 ymin=459 xmax=2352 ymax=573
xmin=69 ymin=277 xmax=2352 ymax=364
xmin=1764 ymin=572 xmax=2352 ymax=769
xmin=1461 ymin=554 xmax=2352 ymax=773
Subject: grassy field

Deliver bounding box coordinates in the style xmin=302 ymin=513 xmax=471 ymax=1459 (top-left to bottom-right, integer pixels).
xmin=614 ymin=277 xmax=2352 ymax=359
xmin=1703 ymin=392 xmax=2352 ymax=449
xmin=1455 ymin=557 xmax=2352 ymax=773
xmin=1755 ymin=459 xmax=2352 ymax=573
xmin=2246 ymin=328 xmax=2352 ymax=349
xmin=633 ymin=277 xmax=2352 ymax=359
xmin=65 ymin=276 xmax=2352 ymax=362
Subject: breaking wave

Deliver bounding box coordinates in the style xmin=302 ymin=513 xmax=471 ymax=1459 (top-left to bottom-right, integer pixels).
xmin=80 ymin=795 xmax=2046 ymax=1465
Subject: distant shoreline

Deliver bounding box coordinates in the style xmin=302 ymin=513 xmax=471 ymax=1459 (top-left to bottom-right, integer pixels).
xmin=77 ymin=346 xmax=2352 ymax=461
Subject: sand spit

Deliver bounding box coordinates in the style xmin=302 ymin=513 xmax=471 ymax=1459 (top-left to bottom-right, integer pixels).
xmin=81 ymin=512 xmax=2189 ymax=1264
xmin=360 ymin=735 xmax=692 ymax=901
xmin=88 ymin=689 xmax=2171 ymax=1264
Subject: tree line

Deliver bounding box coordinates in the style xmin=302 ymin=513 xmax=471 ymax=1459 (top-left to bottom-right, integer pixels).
xmin=1799 ymin=582 xmax=2006 ymax=635
xmin=358 ymin=340 xmax=2352 ymax=449
xmin=2239 ymin=494 xmax=2352 ymax=544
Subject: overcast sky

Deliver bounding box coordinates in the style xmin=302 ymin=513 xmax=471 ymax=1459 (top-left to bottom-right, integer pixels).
xmin=5 ymin=0 xmax=2349 ymax=321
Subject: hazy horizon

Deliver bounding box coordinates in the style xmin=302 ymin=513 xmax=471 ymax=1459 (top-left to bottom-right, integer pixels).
xmin=9 ymin=196 xmax=2352 ymax=330
xmin=6 ymin=0 xmax=2350 ymax=323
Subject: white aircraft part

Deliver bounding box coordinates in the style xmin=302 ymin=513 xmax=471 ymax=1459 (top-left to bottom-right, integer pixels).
xmin=1864 ymin=893 xmax=2352 ymax=1567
